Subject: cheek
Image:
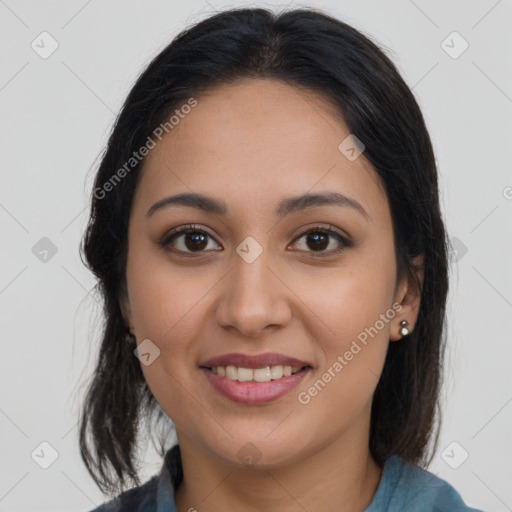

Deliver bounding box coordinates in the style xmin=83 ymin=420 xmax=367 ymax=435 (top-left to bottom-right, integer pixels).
xmin=126 ymin=243 xmax=213 ymax=341
xmin=292 ymin=257 xmax=396 ymax=350
xmin=126 ymin=254 xmax=213 ymax=423
xmin=290 ymin=254 xmax=396 ymax=403
xmin=292 ymin=286 xmax=392 ymax=433
xmin=125 ymin=248 xmax=210 ymax=393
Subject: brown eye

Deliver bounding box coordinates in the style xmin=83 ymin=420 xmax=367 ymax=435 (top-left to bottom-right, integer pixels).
xmin=291 ymin=225 xmax=352 ymax=256
xmin=160 ymin=224 xmax=221 ymax=255
xmin=180 ymin=231 xmax=209 ymax=251
xmin=159 ymin=223 xmax=351 ymax=258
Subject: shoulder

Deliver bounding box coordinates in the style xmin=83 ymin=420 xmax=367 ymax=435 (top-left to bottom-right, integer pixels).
xmin=87 ymin=445 xmax=180 ymax=512
xmin=87 ymin=474 xmax=159 ymax=512
xmin=367 ymin=455 xmax=483 ymax=512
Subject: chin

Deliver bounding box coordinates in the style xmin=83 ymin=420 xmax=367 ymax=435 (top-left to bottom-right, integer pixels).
xmin=203 ymin=432 xmax=308 ymax=470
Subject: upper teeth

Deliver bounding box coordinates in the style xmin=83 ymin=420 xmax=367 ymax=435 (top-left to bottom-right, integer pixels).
xmin=211 ymin=365 xmax=303 ymax=382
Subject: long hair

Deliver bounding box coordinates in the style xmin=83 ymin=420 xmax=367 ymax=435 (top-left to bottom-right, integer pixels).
xmin=79 ymin=6 xmax=449 ymax=496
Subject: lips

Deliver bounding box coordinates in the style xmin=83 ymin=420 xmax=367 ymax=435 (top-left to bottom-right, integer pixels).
xmin=199 ymin=352 xmax=313 ymax=404
xmin=201 ymin=366 xmax=311 ymax=404
xmin=200 ymin=352 xmax=312 ymax=370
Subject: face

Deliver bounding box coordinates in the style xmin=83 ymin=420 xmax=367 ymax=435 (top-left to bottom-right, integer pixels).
xmin=121 ymin=78 xmax=422 ymax=468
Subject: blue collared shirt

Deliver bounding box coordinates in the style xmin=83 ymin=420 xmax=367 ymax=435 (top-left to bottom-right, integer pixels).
xmin=89 ymin=448 xmax=483 ymax=511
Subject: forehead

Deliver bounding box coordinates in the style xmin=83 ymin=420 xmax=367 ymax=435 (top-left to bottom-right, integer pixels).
xmin=135 ymin=78 xmax=387 ymax=221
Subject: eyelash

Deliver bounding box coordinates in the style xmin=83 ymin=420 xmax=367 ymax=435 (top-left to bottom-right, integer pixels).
xmin=159 ymin=223 xmax=352 ymax=258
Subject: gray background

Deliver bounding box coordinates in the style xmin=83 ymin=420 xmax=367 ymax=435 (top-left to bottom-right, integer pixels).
xmin=0 ymin=0 xmax=511 ymax=510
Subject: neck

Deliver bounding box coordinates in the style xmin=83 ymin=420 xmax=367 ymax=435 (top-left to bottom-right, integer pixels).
xmin=173 ymin=411 xmax=383 ymax=512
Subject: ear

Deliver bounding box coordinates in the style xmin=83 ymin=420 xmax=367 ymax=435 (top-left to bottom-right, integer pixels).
xmin=389 ymin=253 xmax=424 ymax=342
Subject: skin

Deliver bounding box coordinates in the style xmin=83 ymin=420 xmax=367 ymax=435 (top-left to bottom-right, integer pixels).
xmin=121 ymin=78 xmax=423 ymax=512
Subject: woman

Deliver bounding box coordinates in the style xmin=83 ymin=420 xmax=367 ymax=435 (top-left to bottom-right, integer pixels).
xmin=79 ymin=7 xmax=482 ymax=511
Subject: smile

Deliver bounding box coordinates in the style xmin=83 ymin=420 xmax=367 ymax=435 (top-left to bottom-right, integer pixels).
xmin=209 ymin=364 xmax=306 ymax=382
xmin=201 ymin=365 xmax=312 ymax=404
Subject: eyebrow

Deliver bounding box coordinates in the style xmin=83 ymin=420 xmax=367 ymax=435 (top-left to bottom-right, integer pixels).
xmin=146 ymin=191 xmax=369 ymax=220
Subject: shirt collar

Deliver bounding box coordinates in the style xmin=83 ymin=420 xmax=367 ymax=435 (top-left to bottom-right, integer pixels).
xmin=156 ymin=449 xmax=179 ymax=512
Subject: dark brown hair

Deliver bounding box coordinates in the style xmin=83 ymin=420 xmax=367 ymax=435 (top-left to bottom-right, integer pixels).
xmin=79 ymin=6 xmax=449 ymax=497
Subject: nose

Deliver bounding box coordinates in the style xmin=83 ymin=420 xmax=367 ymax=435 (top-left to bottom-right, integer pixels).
xmin=215 ymin=248 xmax=292 ymax=338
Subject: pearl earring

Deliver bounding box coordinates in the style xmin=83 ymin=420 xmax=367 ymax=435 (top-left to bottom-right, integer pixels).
xmin=399 ymin=320 xmax=410 ymax=337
